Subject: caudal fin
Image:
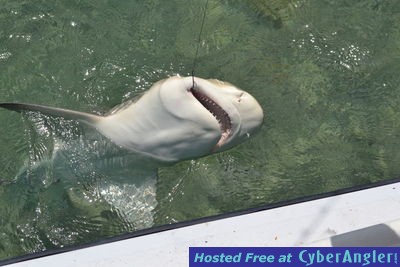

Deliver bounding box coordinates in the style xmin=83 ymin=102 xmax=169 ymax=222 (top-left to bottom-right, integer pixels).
xmin=0 ymin=102 xmax=102 ymax=126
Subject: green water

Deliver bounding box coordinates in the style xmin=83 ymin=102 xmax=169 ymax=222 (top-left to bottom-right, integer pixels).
xmin=1 ymin=0 xmax=400 ymax=260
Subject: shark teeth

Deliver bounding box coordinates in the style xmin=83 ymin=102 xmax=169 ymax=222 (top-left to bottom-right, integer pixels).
xmin=190 ymin=89 xmax=232 ymax=149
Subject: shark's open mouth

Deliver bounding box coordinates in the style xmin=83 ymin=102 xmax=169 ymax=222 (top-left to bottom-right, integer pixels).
xmin=190 ymin=88 xmax=232 ymax=150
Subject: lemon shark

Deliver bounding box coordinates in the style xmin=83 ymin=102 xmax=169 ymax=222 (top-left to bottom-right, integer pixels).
xmin=0 ymin=76 xmax=264 ymax=162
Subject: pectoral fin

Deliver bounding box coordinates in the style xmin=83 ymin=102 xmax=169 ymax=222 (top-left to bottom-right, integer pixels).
xmin=0 ymin=102 xmax=102 ymax=126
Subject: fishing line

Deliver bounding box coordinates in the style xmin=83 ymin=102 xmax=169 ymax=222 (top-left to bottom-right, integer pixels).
xmin=191 ymin=0 xmax=209 ymax=89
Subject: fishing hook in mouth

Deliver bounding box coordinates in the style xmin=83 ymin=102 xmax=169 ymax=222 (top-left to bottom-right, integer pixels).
xmin=191 ymin=71 xmax=196 ymax=90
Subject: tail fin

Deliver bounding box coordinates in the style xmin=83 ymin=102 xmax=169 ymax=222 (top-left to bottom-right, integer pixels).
xmin=0 ymin=102 xmax=102 ymax=126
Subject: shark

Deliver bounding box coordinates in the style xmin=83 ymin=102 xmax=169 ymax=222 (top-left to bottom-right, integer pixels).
xmin=0 ymin=76 xmax=264 ymax=162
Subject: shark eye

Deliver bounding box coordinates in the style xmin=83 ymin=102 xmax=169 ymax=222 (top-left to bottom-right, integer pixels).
xmin=237 ymin=92 xmax=245 ymax=102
